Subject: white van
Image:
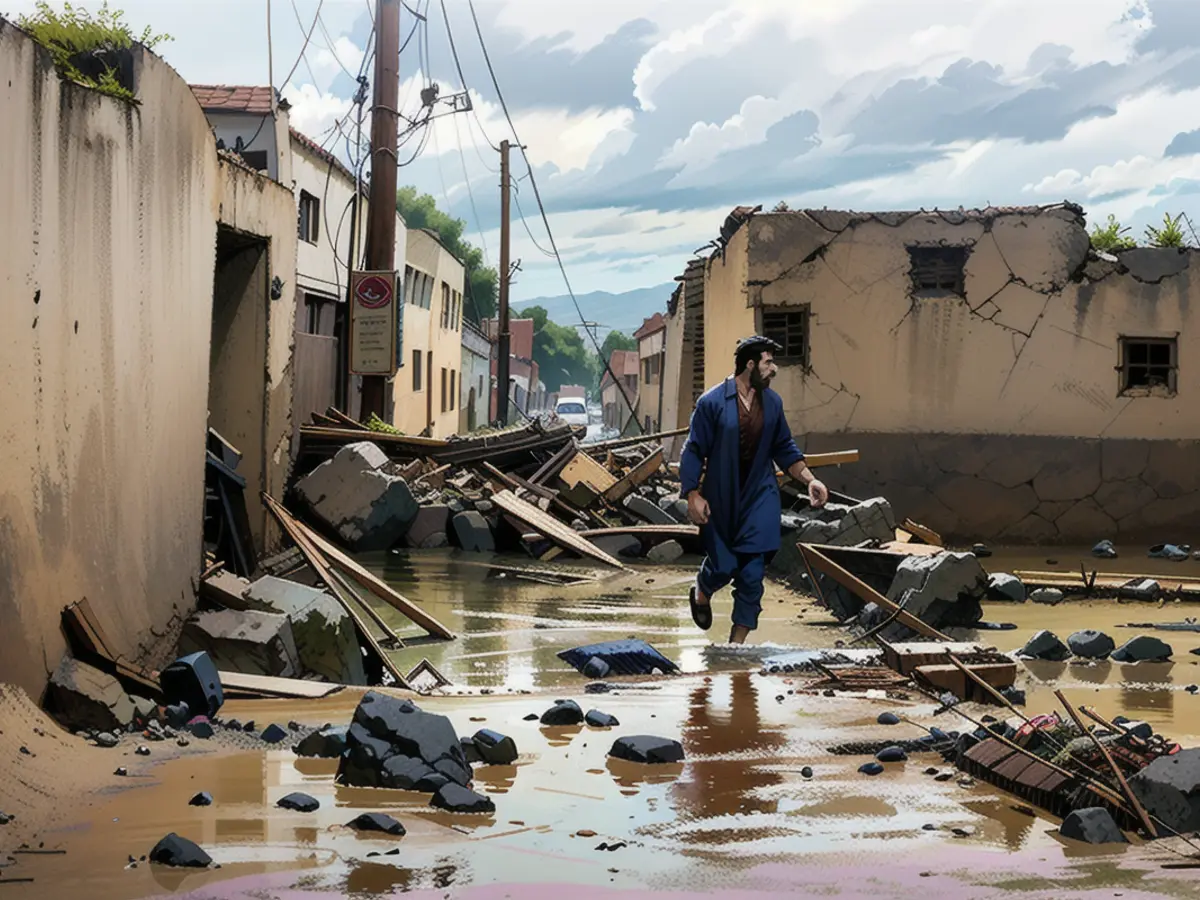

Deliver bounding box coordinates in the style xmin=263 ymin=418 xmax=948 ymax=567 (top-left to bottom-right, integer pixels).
xmin=554 ymin=397 xmax=589 ymax=427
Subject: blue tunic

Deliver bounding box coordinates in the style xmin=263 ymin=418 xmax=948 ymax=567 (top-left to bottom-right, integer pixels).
xmin=678 ymin=378 xmax=805 ymax=567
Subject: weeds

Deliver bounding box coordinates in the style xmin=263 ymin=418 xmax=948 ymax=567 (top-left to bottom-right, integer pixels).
xmin=1089 ymin=214 xmax=1136 ymax=252
xmin=1144 ymin=212 xmax=1189 ymax=248
xmin=18 ymin=1 xmax=171 ymax=102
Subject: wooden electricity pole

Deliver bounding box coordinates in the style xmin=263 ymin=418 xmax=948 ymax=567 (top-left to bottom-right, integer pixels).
xmin=359 ymin=0 xmax=401 ymax=421
xmin=496 ymin=138 xmax=512 ymax=426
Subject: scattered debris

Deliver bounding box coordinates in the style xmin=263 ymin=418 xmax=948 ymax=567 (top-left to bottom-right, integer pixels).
xmin=541 ymin=700 xmax=585 ymax=726
xmin=276 ymin=792 xmax=320 ymax=813
xmin=149 ymin=834 xmax=212 ymax=868
xmin=585 ymin=710 xmax=619 ymax=728
xmin=294 ymin=725 xmax=349 ymax=758
xmin=558 ymin=640 xmax=678 ymax=677
xmin=1111 ymin=636 xmax=1173 ymax=663
xmin=431 ymin=783 xmax=495 ymax=814
xmin=609 ymin=736 xmax=684 ymax=764
xmin=188 ymin=792 xmax=213 ymax=807
xmin=347 ymin=813 xmax=406 ymax=836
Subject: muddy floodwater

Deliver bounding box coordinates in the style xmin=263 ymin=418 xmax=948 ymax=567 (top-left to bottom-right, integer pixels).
xmin=14 ymin=548 xmax=1200 ymax=899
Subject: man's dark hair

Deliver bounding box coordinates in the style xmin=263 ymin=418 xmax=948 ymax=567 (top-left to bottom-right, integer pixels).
xmin=734 ymin=335 xmax=780 ymax=376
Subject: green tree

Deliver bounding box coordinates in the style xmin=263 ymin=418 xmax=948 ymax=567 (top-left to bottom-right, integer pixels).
xmin=395 ymin=186 xmax=498 ymax=321
xmin=1089 ymin=214 xmax=1136 ymax=252
xmin=599 ymin=329 xmax=636 ymax=363
xmin=516 ymin=306 xmax=598 ymax=394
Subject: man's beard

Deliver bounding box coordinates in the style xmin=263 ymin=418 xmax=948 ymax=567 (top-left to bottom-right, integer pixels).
xmin=750 ymin=367 xmax=771 ymax=391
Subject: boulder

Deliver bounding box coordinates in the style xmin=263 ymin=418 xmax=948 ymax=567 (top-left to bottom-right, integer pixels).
xmin=624 ymin=495 xmax=676 ymax=526
xmin=188 ymin=720 xmax=215 ymax=740
xmin=1030 ymin=588 xmax=1064 ymax=606
xmin=877 ymin=552 xmax=987 ymax=639
xmin=646 ymin=540 xmax=684 ymax=564
xmin=585 ymin=710 xmax=619 ymax=728
xmin=242 ymin=576 xmax=367 ymax=685
xmin=293 ymin=441 xmax=419 ymax=551
xmin=452 ymin=511 xmax=495 ymax=553
xmin=1067 ymin=630 xmax=1115 ymax=659
xmin=668 ymin=499 xmax=691 ymax=524
xmin=277 ymin=792 xmax=319 ymax=813
xmin=830 ymin=498 xmax=898 ymax=546
xmin=1130 ymin=749 xmax=1200 ymax=834
xmin=877 ymin=712 xmax=901 ymax=726
xmin=472 ymin=729 xmax=518 ymax=766
xmin=260 ymin=724 xmax=288 ymax=744
xmin=609 ymin=735 xmax=685 ymax=764
xmin=1018 ymin=630 xmax=1071 ymax=661
xmin=336 ymin=691 xmax=470 ymax=791
xmin=149 ymin=833 xmax=212 ymax=868
xmin=348 ymin=813 xmax=406 ymax=836
xmin=1111 ymin=635 xmax=1173 ymax=662
xmin=405 ymin=505 xmax=452 ymax=549
xmin=460 ymin=737 xmax=482 ymax=764
xmin=160 ymin=652 xmax=224 ymax=719
xmin=1059 ymin=808 xmax=1127 ymax=844
xmin=294 ymin=725 xmax=349 ymax=758
xmin=178 ymin=609 xmax=301 ymax=678
xmin=592 ymin=534 xmax=642 ymax=559
xmin=582 ymin=657 xmax=611 ymax=679
xmin=382 ymin=755 xmax=449 ymax=792
xmin=858 ymin=762 xmax=884 ymax=776
xmin=540 ymin=699 xmax=585 ymax=726
xmin=45 ymin=657 xmax=135 ymax=733
xmin=431 ymin=783 xmax=495 ymax=814
xmin=987 ymin=573 xmax=1026 ymax=604
xmin=876 ymin=746 xmax=908 ymax=763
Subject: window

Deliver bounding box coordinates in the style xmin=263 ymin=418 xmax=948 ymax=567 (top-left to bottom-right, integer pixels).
xmin=761 ymin=307 xmax=811 ymax=367
xmin=302 ymin=293 xmax=336 ymax=336
xmin=450 ymin=370 xmax=457 ymax=410
xmin=298 ymin=191 xmax=320 ymax=244
xmin=420 ymin=274 xmax=434 ymax=309
xmin=240 ymin=150 xmax=269 ymax=172
xmin=908 ymin=245 xmax=968 ymax=296
xmin=440 ymin=367 xmax=448 ymax=413
xmin=441 ymin=283 xmax=451 ymax=328
xmin=412 ymin=349 xmax=423 ymax=391
xmin=404 ymin=265 xmax=415 ymax=305
xmin=1119 ymin=337 xmax=1177 ymax=396
xmin=642 ymin=354 xmax=661 ymax=383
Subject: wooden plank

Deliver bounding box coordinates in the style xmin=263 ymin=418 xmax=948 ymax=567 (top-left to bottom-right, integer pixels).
xmin=558 ymin=451 xmax=618 ymax=492
xmin=604 ymin=447 xmax=664 ymax=504
xmin=491 ymin=489 xmax=626 ymax=570
xmin=668 ymin=449 xmax=860 ymax=478
xmin=580 ymin=524 xmax=698 ymax=539
xmin=902 ymin=518 xmax=943 ymax=547
xmin=585 ymin=426 xmax=690 ymax=452
xmin=219 ymin=671 xmax=345 ymax=699
xmin=326 ymin=407 xmax=370 ymax=430
xmin=261 ymin=494 xmax=455 ymax=640
xmin=529 ymin=440 xmax=578 ymax=486
xmin=328 ymin=568 xmax=404 ymax=648
xmin=798 ymin=543 xmax=951 ymax=641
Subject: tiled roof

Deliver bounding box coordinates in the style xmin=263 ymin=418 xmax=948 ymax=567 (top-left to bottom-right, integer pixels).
xmin=634 ymin=312 xmax=666 ymax=340
xmin=190 ymin=84 xmax=277 ymax=114
xmin=290 ymin=128 xmax=354 ymax=182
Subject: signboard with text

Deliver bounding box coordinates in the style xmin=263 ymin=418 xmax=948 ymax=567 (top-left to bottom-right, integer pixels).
xmin=349 ymin=270 xmax=397 ymax=376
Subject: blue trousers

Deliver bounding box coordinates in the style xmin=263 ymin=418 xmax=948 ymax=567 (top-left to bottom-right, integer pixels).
xmin=697 ymin=552 xmax=766 ymax=630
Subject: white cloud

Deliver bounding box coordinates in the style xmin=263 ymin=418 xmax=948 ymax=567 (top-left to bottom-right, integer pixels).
xmin=282 ymin=81 xmax=355 ymax=141
xmin=311 ymin=35 xmax=366 ymax=82
xmin=658 ymin=95 xmax=786 ymax=173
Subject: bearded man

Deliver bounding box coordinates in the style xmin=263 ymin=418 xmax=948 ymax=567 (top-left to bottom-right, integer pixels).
xmin=679 ymin=335 xmax=829 ymax=643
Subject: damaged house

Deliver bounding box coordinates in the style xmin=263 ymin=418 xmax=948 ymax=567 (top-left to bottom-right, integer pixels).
xmin=662 ymin=203 xmax=1197 ymax=543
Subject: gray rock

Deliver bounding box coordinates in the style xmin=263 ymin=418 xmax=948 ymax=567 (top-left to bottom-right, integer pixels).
xmin=460 ymin=737 xmax=482 ymax=764
xmin=1119 ymin=720 xmax=1153 ymax=740
xmin=668 ymin=499 xmax=691 ymax=524
xmin=336 ymin=692 xmax=470 ymax=790
xmin=1018 ymin=630 xmax=1071 ymax=661
xmin=94 ymin=731 xmax=119 ymax=748
xmin=189 ymin=792 xmax=213 ymax=807
xmin=45 ymin=657 xmax=136 ymax=733
xmin=380 ymin=754 xmax=441 ymax=790
xmin=189 ymin=721 xmax=215 ymax=739
xmin=877 ymin=712 xmax=901 ymax=725
xmin=348 ymin=813 xmax=406 ymax=836
xmin=876 ymin=746 xmax=907 ymax=763
xmin=646 ymin=540 xmax=684 ymax=564
xmin=1119 ymin=578 xmax=1161 ymax=602
xmin=1002 ymin=687 xmax=1027 ymax=707
xmin=1092 ymin=540 xmax=1118 ymax=559
xmin=1068 ymin=630 xmax=1115 ymax=659
xmin=1131 ymin=749 xmax=1200 ymax=834
xmin=1030 ymin=588 xmax=1064 ymax=606
xmin=858 ymin=762 xmax=884 ymax=776
xmin=178 ymin=608 xmax=301 ymax=678
xmin=624 ymin=495 xmax=676 ymax=526
xmin=541 ymin=699 xmax=584 ymax=726
xmin=472 ymin=729 xmax=518 ymax=765
xmin=294 ymin=441 xmax=419 ymax=551
xmin=987 ymin=573 xmax=1026 ymax=604
xmin=582 ymin=657 xmax=611 ymax=679
xmin=405 ymin=505 xmax=452 ymax=549
xmin=1059 ymin=808 xmax=1127 ymax=844
xmin=585 ymin=710 xmax=619 ymax=728
xmin=294 ymin=725 xmax=349 ymax=758
xmin=418 ymin=532 xmax=449 ymax=549
xmin=131 ymin=696 xmax=158 ymax=727
xmin=260 ymin=724 xmax=288 ymax=744
xmin=430 ymin=783 xmax=495 ymax=814
xmin=242 ymin=576 xmax=367 ymax=685
xmin=474 ymin=500 xmax=495 ymax=515
xmin=164 ymin=703 xmax=191 ymax=728
xmin=452 ymin=511 xmax=495 ymax=553
xmin=878 ymin=552 xmax=987 ymax=639
xmin=609 ymin=735 xmax=685 ymax=764
xmin=149 ymin=833 xmax=212 ymax=868
xmin=592 ymin=534 xmax=643 ymax=559
xmin=1111 ymin=635 xmax=1173 ymax=662
xmin=277 ymin=792 xmax=319 ymax=813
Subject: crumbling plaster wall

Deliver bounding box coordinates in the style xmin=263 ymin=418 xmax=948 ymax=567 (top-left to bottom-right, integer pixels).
xmin=702 ymin=224 xmax=756 ymax=388
xmin=659 ymin=298 xmax=687 ymax=461
xmin=0 ymin=25 xmax=218 ymax=697
xmin=731 ymin=207 xmax=1199 ymax=542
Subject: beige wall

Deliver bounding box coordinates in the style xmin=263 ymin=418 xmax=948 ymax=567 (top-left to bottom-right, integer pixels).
xmin=660 ymin=301 xmax=690 ymax=460
xmin=0 ymin=28 xmax=218 ymax=697
xmin=703 ymin=225 xmax=756 ymax=390
xmin=291 ymin=138 xmax=359 ymax=301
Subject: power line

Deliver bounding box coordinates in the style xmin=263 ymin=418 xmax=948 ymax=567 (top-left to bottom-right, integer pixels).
xmin=280 ymin=0 xmax=324 ymax=89
xmin=452 ymin=112 xmax=491 ymax=267
xmin=465 ymin=0 xmax=643 ymax=431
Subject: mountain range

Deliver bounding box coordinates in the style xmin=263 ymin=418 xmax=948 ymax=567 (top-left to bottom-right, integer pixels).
xmin=512 ymin=283 xmax=675 ymax=337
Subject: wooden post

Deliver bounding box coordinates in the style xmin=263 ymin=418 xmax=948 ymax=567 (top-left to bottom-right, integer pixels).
xmin=496 ymin=139 xmax=511 ymax=425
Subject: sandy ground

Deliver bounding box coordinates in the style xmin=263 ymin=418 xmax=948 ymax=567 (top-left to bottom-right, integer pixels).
xmin=4 ymin=547 xmax=1200 ymax=898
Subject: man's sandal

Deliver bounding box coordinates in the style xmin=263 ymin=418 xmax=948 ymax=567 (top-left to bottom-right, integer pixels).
xmin=689 ymin=583 xmax=713 ymax=631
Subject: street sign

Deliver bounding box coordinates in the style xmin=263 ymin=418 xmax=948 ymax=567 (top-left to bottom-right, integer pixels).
xmin=349 ymin=270 xmax=397 ymax=375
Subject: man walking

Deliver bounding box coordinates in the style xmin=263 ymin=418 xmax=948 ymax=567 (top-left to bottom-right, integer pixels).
xmin=679 ymin=335 xmax=828 ymax=644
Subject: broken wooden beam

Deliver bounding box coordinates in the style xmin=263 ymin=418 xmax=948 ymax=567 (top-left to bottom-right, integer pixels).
xmin=219 ymin=671 xmax=346 ymax=699
xmin=558 ymin=449 xmax=618 ymax=492
xmin=604 ymin=446 xmax=665 ymax=504
xmin=491 ymin=489 xmax=625 ymax=570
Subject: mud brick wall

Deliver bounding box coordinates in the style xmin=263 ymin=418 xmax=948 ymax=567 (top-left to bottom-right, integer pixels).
xmin=805 ymin=432 xmax=1200 ymax=544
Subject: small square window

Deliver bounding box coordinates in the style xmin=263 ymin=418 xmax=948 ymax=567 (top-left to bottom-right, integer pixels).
xmin=761 ymin=307 xmax=810 ymax=367
xmin=1119 ymin=337 xmax=1177 ymax=396
xmin=908 ymin=245 xmax=968 ymax=296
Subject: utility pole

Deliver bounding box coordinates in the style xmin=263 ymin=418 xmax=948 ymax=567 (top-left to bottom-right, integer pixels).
xmin=496 ymin=139 xmax=512 ymax=426
xmin=359 ymin=0 xmax=401 ymax=421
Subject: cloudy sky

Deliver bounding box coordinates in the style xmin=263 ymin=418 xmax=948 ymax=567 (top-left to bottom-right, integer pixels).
xmin=8 ymin=0 xmax=1200 ymax=305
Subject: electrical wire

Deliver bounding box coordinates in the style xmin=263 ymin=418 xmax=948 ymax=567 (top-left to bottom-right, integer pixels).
xmin=465 ymin=0 xmax=642 ymax=430
xmin=280 ymin=0 xmax=324 ymax=89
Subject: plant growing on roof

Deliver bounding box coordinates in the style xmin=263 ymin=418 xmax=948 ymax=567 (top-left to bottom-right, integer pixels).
xmin=18 ymin=1 xmax=172 ymax=103
xmin=1088 ymin=214 xmax=1136 ymax=252
xmin=1144 ymin=212 xmax=1189 ymax=248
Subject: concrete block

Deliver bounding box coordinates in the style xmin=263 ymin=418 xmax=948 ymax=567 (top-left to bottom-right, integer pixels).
xmin=1130 ymin=749 xmax=1200 ymax=834
xmin=646 ymin=540 xmax=684 ymax=564
xmin=624 ymin=494 xmax=676 ymax=526
xmin=45 ymin=657 xmax=135 ymax=733
xmin=179 ymin=608 xmax=301 ymax=678
xmin=452 ymin=511 xmax=494 ymax=553
xmin=405 ymin=505 xmax=452 ymax=549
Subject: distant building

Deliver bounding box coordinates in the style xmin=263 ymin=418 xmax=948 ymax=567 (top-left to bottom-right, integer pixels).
xmin=481 ymin=317 xmax=544 ymax=421
xmin=633 ymin=312 xmax=667 ymax=433
xmin=460 ymin=320 xmax=493 ymax=432
xmin=601 ymin=349 xmax=640 ymax=432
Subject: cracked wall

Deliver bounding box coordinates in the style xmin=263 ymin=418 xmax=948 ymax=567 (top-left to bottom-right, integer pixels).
xmin=697 ymin=204 xmax=1198 ymax=542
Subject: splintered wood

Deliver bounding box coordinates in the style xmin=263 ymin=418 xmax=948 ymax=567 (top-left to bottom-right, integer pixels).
xmin=491 ymin=489 xmax=626 ymax=569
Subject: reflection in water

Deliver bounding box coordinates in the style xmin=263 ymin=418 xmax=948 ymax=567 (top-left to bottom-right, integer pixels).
xmin=1070 ymin=661 xmax=1112 ymax=685
xmin=607 ymin=757 xmax=685 ymax=788
xmin=474 ymin=764 xmax=519 ymax=794
xmin=670 ymin=672 xmax=787 ymax=821
xmin=540 ymin=725 xmax=583 ymax=747
xmin=963 ymin=799 xmax=1038 ymax=851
